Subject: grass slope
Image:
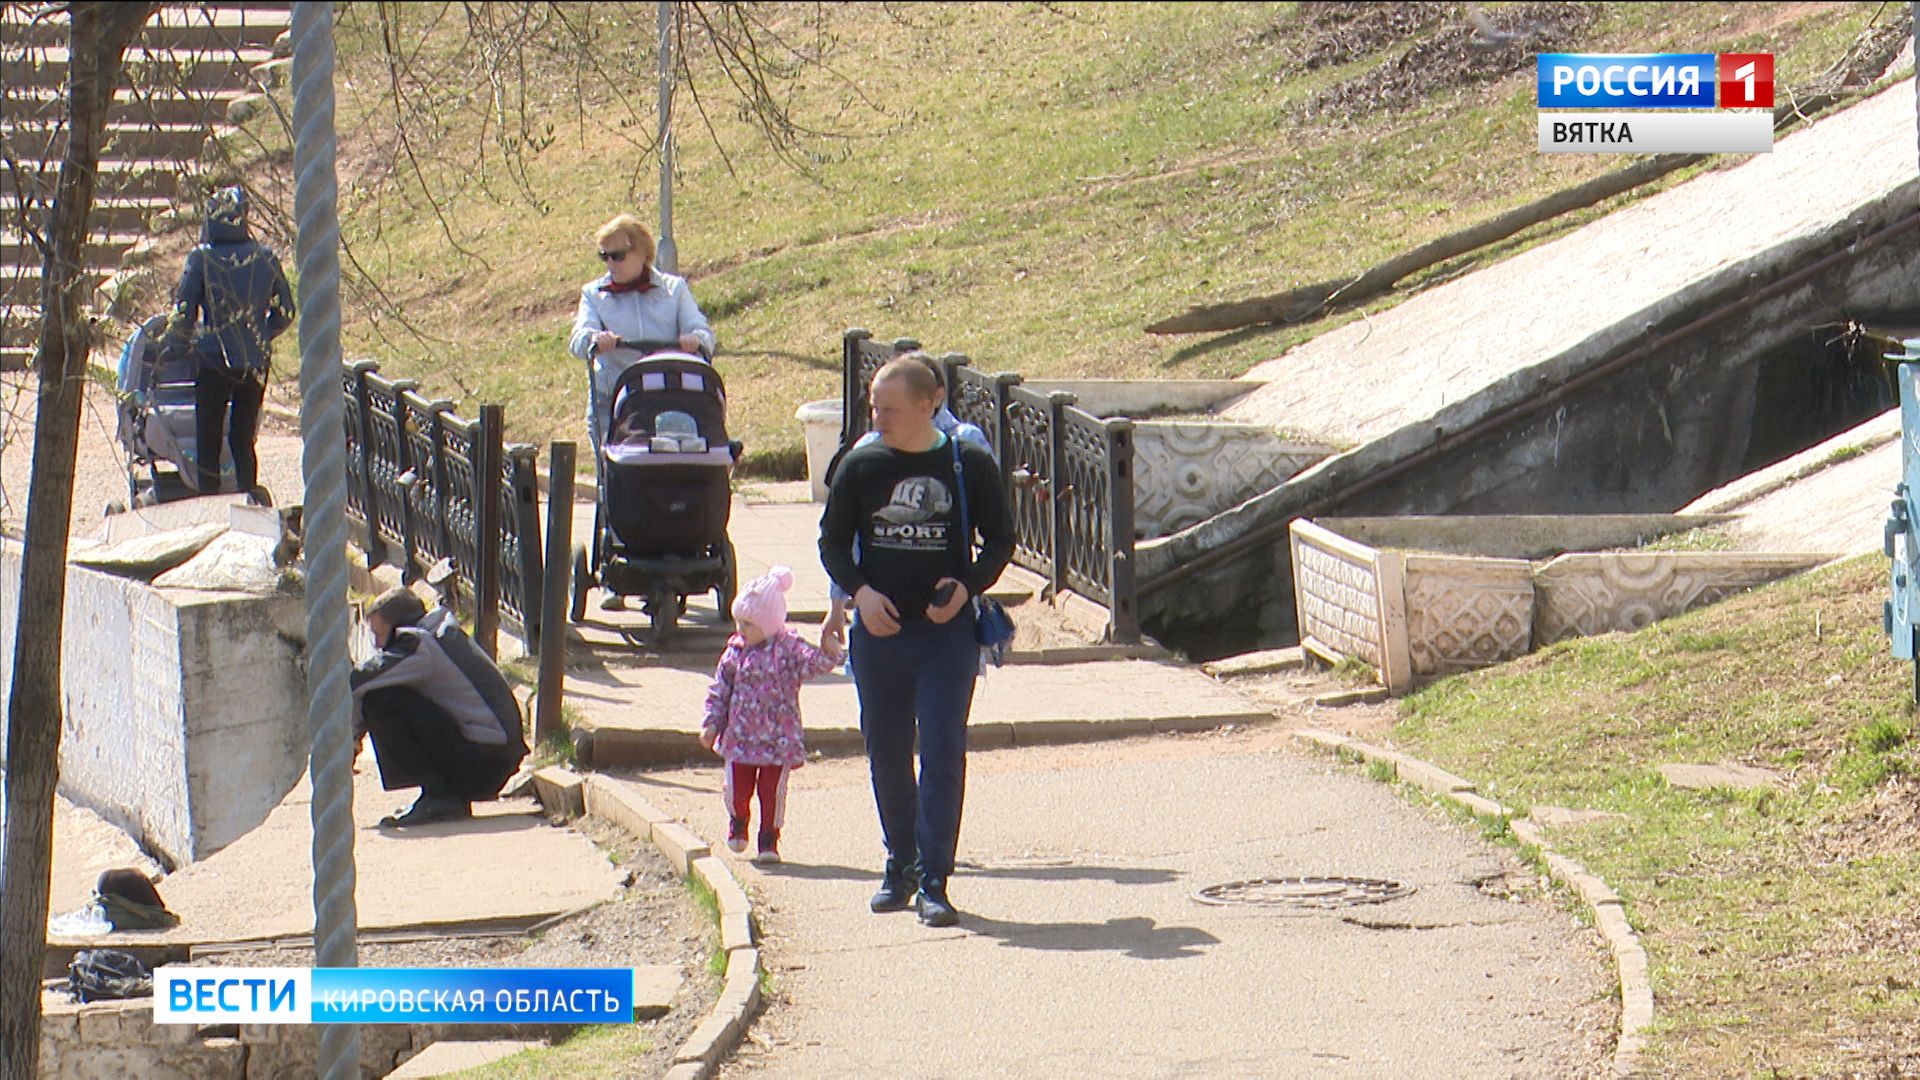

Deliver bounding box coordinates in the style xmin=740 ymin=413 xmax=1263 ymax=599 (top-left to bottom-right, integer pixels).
xmin=1392 ymin=556 xmax=1920 ymax=1075
xmin=307 ymin=1 xmax=1887 ymax=473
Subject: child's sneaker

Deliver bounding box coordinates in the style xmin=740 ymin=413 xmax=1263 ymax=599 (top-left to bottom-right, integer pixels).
xmin=726 ymin=817 xmax=749 ymax=854
xmin=754 ymin=830 xmax=781 ymax=864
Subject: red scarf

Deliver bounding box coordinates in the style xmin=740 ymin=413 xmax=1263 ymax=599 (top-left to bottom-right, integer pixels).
xmin=602 ymin=270 xmax=655 ymax=295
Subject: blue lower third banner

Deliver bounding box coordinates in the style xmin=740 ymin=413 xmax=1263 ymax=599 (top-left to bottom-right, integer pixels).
xmin=154 ymin=967 xmax=639 ymax=1025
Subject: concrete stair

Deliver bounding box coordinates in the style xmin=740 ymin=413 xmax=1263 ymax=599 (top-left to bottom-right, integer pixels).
xmin=0 ymin=3 xmax=291 ymax=372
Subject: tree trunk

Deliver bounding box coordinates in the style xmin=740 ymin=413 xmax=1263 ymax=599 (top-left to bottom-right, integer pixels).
xmin=0 ymin=4 xmax=154 ymax=1075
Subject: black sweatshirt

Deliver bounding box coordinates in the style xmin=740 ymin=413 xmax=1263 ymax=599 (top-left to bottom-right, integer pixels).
xmin=819 ymin=436 xmax=1014 ymax=623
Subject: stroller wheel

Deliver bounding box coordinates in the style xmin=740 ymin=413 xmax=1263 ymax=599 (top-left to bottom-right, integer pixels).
xmin=648 ymin=582 xmax=678 ymax=649
xmin=716 ymin=539 xmax=739 ymax=614
xmin=569 ymin=544 xmax=589 ymax=625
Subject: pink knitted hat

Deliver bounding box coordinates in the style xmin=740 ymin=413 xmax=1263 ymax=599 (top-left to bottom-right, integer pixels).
xmin=731 ymin=565 xmax=794 ymax=638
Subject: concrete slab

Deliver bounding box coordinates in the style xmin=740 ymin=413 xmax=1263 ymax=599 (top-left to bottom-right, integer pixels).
xmin=1657 ymin=762 xmax=1784 ymax=792
xmin=1529 ymin=805 xmax=1629 ymax=829
xmin=386 ymin=1041 xmax=545 ymax=1079
xmin=1203 ymin=647 xmax=1306 ymax=678
xmin=631 ymin=963 xmax=685 ymax=1015
xmin=107 ymin=753 xmax=623 ymax=946
xmin=568 ymin=658 xmax=1271 ymax=768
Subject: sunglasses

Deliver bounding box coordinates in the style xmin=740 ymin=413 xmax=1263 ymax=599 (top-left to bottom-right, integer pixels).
xmin=598 ymin=248 xmax=631 ymax=262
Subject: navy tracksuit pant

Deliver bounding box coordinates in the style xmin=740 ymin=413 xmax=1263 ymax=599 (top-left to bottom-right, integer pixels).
xmin=850 ymin=611 xmax=977 ymax=883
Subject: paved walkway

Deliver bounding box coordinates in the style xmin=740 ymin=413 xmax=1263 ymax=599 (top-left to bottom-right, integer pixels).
xmin=623 ymin=724 xmax=1613 ymax=1078
xmin=50 ymin=756 xmax=623 ymax=949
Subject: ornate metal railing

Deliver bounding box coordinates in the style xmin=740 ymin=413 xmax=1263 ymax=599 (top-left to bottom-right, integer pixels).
xmin=342 ymin=359 xmax=545 ymax=654
xmin=840 ymin=328 xmax=1139 ymax=642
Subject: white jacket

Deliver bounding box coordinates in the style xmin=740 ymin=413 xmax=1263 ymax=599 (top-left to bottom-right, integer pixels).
xmin=567 ymin=266 xmax=717 ymax=417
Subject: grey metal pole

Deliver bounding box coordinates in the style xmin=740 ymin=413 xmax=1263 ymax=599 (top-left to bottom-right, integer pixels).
xmin=655 ymin=0 xmax=677 ymax=274
xmin=290 ymin=3 xmax=362 ymax=1077
xmin=535 ymin=442 xmax=575 ymax=746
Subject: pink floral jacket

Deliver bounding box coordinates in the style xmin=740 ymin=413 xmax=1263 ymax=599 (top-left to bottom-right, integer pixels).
xmin=701 ymin=630 xmax=837 ymax=767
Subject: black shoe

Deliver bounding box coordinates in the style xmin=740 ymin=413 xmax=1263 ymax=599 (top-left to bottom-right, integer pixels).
xmin=869 ymin=860 xmax=919 ymax=913
xmin=916 ymin=879 xmax=959 ymax=928
xmin=378 ymin=796 xmax=472 ymax=829
xmin=246 ymin=485 xmax=274 ymax=508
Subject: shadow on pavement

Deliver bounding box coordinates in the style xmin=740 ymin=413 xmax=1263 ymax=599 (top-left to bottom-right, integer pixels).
xmin=962 ymin=913 xmax=1219 ymax=960
xmin=361 ymin=812 xmax=546 ymax=838
xmin=761 ymin=861 xmax=1180 ymax=887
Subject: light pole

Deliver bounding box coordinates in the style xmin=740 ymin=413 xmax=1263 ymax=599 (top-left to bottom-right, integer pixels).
xmin=655 ymin=0 xmax=677 ymax=274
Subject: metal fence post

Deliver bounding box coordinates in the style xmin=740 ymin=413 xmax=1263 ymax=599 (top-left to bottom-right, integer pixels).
xmin=509 ymin=445 xmax=544 ymax=653
xmin=1106 ymin=417 xmax=1140 ymax=644
xmin=474 ymin=404 xmax=504 ymax=658
xmin=426 ymin=399 xmax=455 ymax=566
xmin=347 ymin=360 xmax=384 ymax=565
xmin=536 ymin=442 xmax=576 ymax=745
xmin=939 ymin=352 xmax=968 ymax=409
xmin=993 ymin=373 xmax=1022 ymax=487
xmin=1046 ymin=391 xmax=1076 ymax=596
xmin=389 ymin=379 xmax=419 ymax=579
xmin=842 ymin=328 xmax=870 ymax=447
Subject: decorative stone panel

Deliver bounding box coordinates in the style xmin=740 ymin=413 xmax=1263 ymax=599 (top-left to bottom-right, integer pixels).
xmin=1403 ymin=554 xmax=1535 ymax=676
xmin=1532 ymin=552 xmax=1830 ymax=647
xmin=1135 ymin=423 xmax=1331 ymax=538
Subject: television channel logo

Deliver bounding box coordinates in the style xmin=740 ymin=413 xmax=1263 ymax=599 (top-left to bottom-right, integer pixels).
xmin=1536 ymin=53 xmax=1773 ymax=154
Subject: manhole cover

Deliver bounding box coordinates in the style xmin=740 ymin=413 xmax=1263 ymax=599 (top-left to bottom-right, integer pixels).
xmin=1192 ymin=876 xmax=1415 ymax=909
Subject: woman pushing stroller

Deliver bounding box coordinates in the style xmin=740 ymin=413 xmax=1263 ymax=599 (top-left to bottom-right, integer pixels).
xmin=158 ymin=186 xmax=294 ymax=504
xmin=568 ymin=213 xmax=716 ymax=404
xmin=568 ymin=213 xmax=719 ymax=610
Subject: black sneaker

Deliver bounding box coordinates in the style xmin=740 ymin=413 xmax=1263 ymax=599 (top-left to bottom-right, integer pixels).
xmin=916 ymin=878 xmax=959 ymax=928
xmin=378 ymin=796 xmax=472 ymax=829
xmin=869 ymin=860 xmax=919 ymax=913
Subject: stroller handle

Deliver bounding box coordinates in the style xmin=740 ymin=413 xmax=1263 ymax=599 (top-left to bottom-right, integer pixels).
xmin=616 ymin=337 xmax=712 ymax=361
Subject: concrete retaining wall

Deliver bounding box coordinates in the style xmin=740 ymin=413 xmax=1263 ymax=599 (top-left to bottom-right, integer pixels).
xmin=1015 ymin=379 xmax=1251 ymax=418
xmin=0 ymin=542 xmax=308 ymax=867
xmin=1289 ymin=518 xmax=1833 ymax=691
xmin=37 ymin=992 xmax=420 ymax=1080
xmin=1135 ymin=422 xmax=1330 ymax=538
xmin=1137 ymin=143 xmax=1920 ymax=658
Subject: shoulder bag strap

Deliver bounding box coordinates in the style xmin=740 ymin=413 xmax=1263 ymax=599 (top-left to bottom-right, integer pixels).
xmin=951 ymin=436 xmax=974 ymax=581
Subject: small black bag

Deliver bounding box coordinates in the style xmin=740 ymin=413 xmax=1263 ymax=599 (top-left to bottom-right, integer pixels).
xmin=67 ymin=949 xmax=153 ymax=1002
xmin=951 ymin=439 xmax=1015 ymax=665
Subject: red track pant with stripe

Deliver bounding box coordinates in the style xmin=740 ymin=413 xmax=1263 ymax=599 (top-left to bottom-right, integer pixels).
xmin=726 ymin=762 xmax=788 ymax=835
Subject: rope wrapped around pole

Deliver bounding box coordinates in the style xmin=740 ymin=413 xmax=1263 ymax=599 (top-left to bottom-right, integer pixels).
xmin=291 ymin=3 xmax=363 ymax=1077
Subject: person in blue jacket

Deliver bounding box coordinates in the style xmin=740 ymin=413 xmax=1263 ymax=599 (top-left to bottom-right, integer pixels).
xmin=160 ymin=186 xmax=295 ymax=503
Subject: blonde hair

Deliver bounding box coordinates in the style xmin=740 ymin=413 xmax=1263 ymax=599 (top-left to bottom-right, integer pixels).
xmin=873 ymin=357 xmax=940 ymax=403
xmin=594 ymin=214 xmax=656 ymax=268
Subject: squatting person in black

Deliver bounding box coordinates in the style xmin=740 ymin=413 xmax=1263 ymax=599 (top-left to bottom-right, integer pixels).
xmin=818 ymin=357 xmax=1014 ymax=927
xmin=349 ymin=588 xmax=530 ymax=828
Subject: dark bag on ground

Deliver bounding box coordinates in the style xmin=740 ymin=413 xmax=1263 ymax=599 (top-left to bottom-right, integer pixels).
xmin=67 ymin=949 xmax=153 ymax=1002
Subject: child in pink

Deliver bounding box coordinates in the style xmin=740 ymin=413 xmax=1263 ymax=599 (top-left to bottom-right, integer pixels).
xmin=701 ymin=566 xmax=841 ymax=863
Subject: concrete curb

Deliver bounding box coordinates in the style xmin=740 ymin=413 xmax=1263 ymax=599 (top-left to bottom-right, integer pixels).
xmin=408 ymin=770 xmax=761 ymax=1080
xmin=580 ymin=709 xmax=1272 ymax=770
xmin=1290 ymin=728 xmax=1652 ymax=1078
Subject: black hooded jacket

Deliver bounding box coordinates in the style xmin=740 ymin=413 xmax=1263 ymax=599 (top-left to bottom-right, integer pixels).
xmin=164 ymin=214 xmax=295 ymax=374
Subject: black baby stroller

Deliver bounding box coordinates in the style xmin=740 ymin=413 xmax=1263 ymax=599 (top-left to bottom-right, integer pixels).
xmin=111 ymin=314 xmax=240 ymax=508
xmin=570 ymin=340 xmax=740 ymax=646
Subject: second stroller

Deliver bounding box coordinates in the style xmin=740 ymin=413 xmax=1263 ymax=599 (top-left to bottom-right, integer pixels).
xmin=570 ymin=343 xmax=740 ymax=646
